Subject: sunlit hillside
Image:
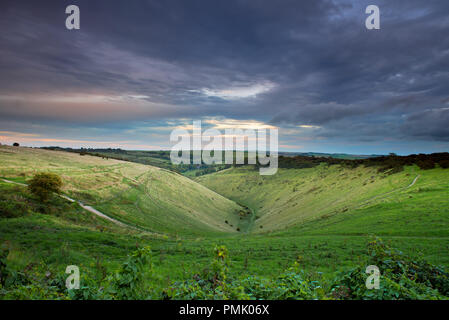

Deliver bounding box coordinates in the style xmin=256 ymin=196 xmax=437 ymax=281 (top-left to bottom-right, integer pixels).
xmin=0 ymin=146 xmax=243 ymax=235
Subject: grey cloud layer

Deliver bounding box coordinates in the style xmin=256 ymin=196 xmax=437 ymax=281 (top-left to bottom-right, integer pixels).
xmin=0 ymin=0 xmax=448 ymax=150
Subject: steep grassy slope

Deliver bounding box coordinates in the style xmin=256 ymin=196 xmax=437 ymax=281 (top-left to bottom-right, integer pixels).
xmin=0 ymin=146 xmax=242 ymax=235
xmin=284 ymin=166 xmax=449 ymax=237
xmin=196 ymin=164 xmax=448 ymax=234
xmin=194 ymin=164 xmax=449 ymax=274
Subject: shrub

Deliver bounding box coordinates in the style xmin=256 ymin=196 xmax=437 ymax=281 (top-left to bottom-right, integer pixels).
xmin=0 ymin=189 xmax=30 ymax=218
xmin=164 ymin=245 xmax=250 ymax=300
xmin=0 ymin=249 xmax=9 ymax=287
xmin=240 ymin=270 xmax=325 ymax=300
xmin=0 ymin=200 xmax=29 ymax=218
xmin=108 ymin=246 xmax=153 ymax=299
xmin=417 ymin=160 xmax=435 ymax=170
xmin=28 ymin=173 xmax=63 ymax=202
xmin=331 ymin=237 xmax=449 ymax=299
xmin=439 ymin=160 xmax=449 ymax=169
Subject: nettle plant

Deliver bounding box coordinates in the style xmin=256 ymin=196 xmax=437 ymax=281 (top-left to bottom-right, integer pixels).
xmin=164 ymin=245 xmax=249 ymax=300
xmin=64 ymin=246 xmax=154 ymax=300
xmin=109 ymin=246 xmax=153 ymax=299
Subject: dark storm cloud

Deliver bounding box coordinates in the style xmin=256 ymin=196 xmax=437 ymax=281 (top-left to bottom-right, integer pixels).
xmin=401 ymin=108 xmax=449 ymax=141
xmin=0 ymin=0 xmax=448 ymax=151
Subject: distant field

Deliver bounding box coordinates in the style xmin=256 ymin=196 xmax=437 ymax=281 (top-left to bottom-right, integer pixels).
xmin=279 ymin=151 xmax=382 ymax=159
xmin=41 ymin=147 xmax=234 ymax=177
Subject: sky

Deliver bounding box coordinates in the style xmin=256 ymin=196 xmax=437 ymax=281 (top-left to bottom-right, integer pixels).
xmin=0 ymin=0 xmax=448 ymax=155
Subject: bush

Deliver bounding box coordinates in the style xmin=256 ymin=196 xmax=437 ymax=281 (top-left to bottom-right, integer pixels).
xmin=108 ymin=246 xmax=153 ymax=299
xmin=240 ymin=270 xmax=325 ymax=300
xmin=439 ymin=160 xmax=449 ymax=169
xmin=417 ymin=160 xmax=435 ymax=170
xmin=164 ymin=245 xmax=250 ymax=300
xmin=331 ymin=237 xmax=449 ymax=299
xmin=28 ymin=173 xmax=63 ymax=202
xmin=0 ymin=249 xmax=9 ymax=287
xmin=0 ymin=200 xmax=29 ymax=218
xmin=0 ymin=189 xmax=30 ymax=218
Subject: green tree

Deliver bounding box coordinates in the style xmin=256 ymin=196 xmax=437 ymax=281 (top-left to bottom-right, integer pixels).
xmin=28 ymin=173 xmax=63 ymax=202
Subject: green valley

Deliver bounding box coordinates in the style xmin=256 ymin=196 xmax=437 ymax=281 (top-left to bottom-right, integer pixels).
xmin=1 ymin=145 xmax=449 ymax=299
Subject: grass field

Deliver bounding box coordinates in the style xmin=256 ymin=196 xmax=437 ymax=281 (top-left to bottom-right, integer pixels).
xmin=1 ymin=145 xmax=448 ymax=299
xmin=0 ymin=146 xmax=243 ymax=236
xmin=196 ymin=164 xmax=427 ymax=232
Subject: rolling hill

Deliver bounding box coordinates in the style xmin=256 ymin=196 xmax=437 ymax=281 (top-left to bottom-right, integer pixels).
xmin=1 ymin=145 xmax=449 ymax=300
xmin=0 ymin=145 xmax=243 ymax=236
xmin=196 ymin=163 xmax=449 ymax=236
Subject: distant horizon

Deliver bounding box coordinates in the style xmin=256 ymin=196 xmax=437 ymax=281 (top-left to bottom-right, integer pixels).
xmin=5 ymin=143 xmax=449 ymax=158
xmin=1 ymin=134 xmax=448 ymax=156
